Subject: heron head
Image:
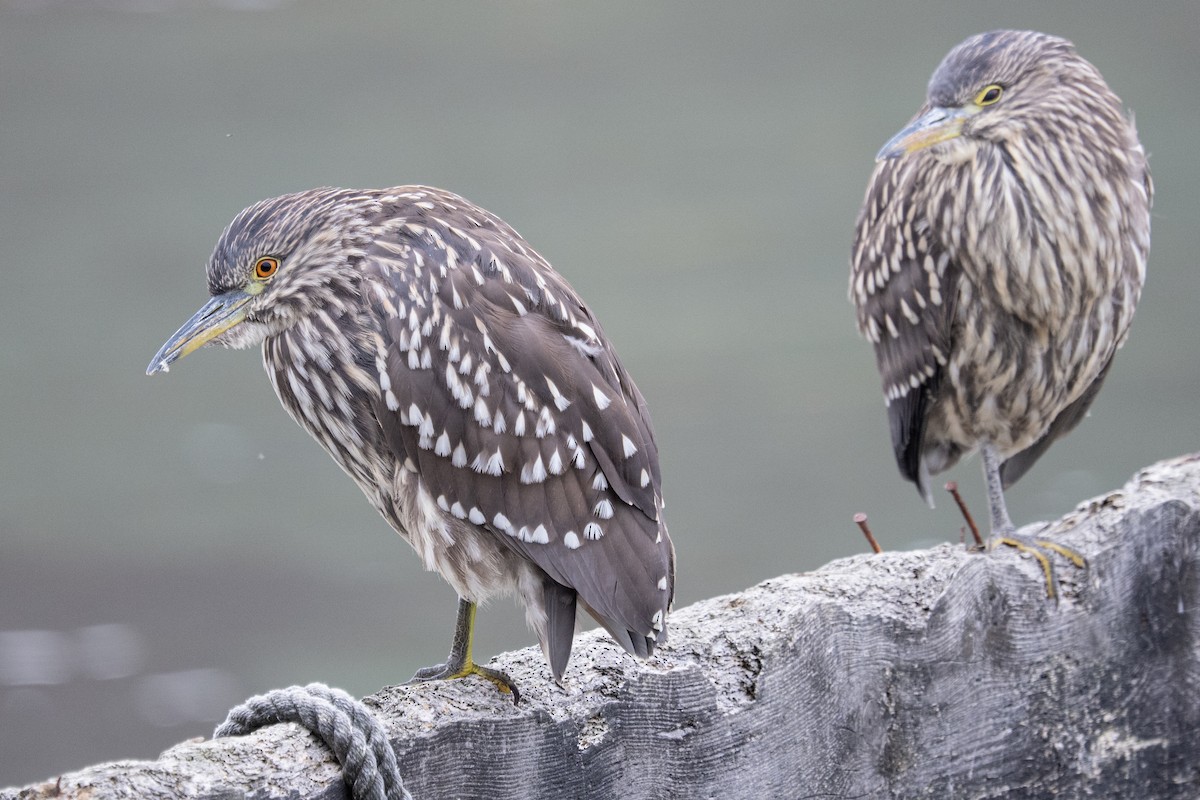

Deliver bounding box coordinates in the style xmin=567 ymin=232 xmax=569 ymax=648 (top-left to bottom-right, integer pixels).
xmin=147 ymin=188 xmax=373 ymax=375
xmin=876 ymin=30 xmax=1099 ymax=162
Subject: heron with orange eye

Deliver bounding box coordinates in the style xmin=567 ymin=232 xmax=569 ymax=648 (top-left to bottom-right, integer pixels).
xmin=253 ymin=256 xmax=280 ymax=280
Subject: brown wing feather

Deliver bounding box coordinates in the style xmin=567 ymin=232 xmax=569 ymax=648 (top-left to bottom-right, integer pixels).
xmin=851 ymin=159 xmax=960 ymax=499
xmin=362 ymin=190 xmax=673 ymax=660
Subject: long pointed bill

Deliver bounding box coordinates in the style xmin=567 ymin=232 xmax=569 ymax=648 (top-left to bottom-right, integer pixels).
xmin=876 ymin=105 xmax=971 ymax=160
xmin=146 ymin=289 xmax=254 ymax=375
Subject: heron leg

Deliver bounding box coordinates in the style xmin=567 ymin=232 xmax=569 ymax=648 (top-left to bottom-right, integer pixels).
xmin=980 ymin=444 xmax=1015 ymax=534
xmin=980 ymin=445 xmax=1086 ymax=600
xmin=408 ymin=596 xmax=521 ymax=704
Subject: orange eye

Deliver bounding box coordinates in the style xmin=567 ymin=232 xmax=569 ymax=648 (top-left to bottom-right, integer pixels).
xmin=254 ymin=256 xmax=280 ymax=280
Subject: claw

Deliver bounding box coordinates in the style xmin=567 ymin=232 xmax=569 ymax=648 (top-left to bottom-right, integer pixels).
xmin=1032 ymin=538 xmax=1087 ymax=569
xmin=407 ymin=596 xmax=521 ymax=704
xmin=993 ymin=533 xmax=1086 ymax=600
xmin=408 ymin=659 xmax=520 ymax=704
xmin=978 ymin=446 xmax=1086 ymax=600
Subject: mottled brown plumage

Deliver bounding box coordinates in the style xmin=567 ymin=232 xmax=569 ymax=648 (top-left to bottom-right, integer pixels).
xmin=149 ymin=186 xmax=675 ymax=694
xmin=851 ymin=30 xmax=1151 ymax=544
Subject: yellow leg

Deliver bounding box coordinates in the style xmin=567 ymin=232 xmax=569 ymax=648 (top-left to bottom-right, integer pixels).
xmin=408 ymin=597 xmax=520 ymax=704
xmin=982 ymin=445 xmax=1086 ymax=600
xmin=994 ymin=534 xmax=1087 ymax=600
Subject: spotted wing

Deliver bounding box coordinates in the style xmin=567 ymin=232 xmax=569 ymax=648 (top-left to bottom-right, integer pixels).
xmin=362 ymin=189 xmax=673 ymax=665
xmin=851 ymin=159 xmax=959 ymax=500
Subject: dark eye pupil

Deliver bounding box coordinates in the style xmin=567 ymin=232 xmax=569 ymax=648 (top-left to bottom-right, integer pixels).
xmin=984 ymin=88 xmax=1000 ymax=103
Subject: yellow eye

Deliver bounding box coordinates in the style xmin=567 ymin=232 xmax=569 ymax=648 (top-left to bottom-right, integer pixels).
xmin=254 ymin=256 xmax=280 ymax=280
xmin=975 ymin=84 xmax=1003 ymax=106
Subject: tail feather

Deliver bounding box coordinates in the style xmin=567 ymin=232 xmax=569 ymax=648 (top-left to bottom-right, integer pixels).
xmin=542 ymin=579 xmax=578 ymax=683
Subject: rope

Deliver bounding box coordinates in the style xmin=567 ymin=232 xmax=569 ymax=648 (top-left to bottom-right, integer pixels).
xmin=214 ymin=682 xmax=412 ymax=800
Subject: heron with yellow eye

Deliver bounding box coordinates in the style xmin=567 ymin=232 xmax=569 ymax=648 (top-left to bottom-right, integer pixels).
xmin=851 ymin=30 xmax=1151 ymax=598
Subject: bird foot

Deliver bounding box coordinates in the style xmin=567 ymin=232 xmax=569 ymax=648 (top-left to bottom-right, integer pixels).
xmin=991 ymin=530 xmax=1087 ymax=601
xmin=408 ymin=659 xmax=521 ymax=705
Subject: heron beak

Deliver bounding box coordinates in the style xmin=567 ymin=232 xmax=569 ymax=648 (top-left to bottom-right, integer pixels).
xmin=146 ymin=289 xmax=254 ymax=375
xmin=876 ymin=105 xmax=972 ymax=160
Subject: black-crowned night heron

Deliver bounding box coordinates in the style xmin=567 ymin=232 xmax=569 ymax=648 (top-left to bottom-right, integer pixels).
xmin=148 ymin=186 xmax=675 ymax=698
xmin=851 ymin=30 xmax=1151 ymax=592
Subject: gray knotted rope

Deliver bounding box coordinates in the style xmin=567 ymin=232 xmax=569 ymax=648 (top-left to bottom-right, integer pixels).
xmin=214 ymin=682 xmax=411 ymax=800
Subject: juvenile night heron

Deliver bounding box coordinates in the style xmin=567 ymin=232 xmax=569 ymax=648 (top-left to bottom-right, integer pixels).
xmin=851 ymin=30 xmax=1151 ymax=591
xmin=148 ymin=186 xmax=675 ymax=698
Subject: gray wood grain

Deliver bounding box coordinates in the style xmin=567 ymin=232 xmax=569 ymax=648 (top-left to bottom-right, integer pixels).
xmin=7 ymin=454 xmax=1199 ymax=800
